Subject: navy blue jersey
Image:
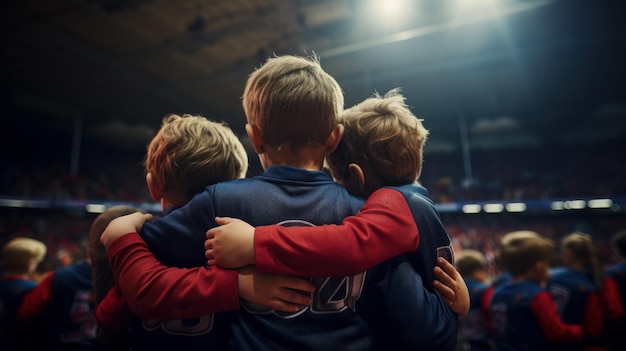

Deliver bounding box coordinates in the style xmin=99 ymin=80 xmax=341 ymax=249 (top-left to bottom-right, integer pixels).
xmin=0 ymin=276 xmax=37 ymax=350
xmin=139 ymin=166 xmax=457 ymax=350
xmin=490 ymin=280 xmax=547 ymax=351
xmin=546 ymin=267 xmax=596 ymax=323
xmin=460 ymin=278 xmax=492 ymax=351
xmin=47 ymin=260 xmax=99 ymax=350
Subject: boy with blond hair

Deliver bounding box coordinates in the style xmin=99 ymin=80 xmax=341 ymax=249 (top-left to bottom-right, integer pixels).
xmin=0 ymin=237 xmax=47 ymax=350
xmin=490 ymin=231 xmax=584 ymax=351
xmin=102 ymin=56 xmax=464 ymax=350
xmin=97 ymin=113 xmax=315 ymax=350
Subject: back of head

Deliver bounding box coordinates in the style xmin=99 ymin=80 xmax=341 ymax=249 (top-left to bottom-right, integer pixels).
xmin=1 ymin=237 xmax=47 ymax=275
xmin=146 ymin=114 xmax=249 ymax=203
xmin=327 ymin=88 xmax=429 ymax=186
xmin=562 ymin=231 xmax=603 ymax=289
xmin=456 ymin=249 xmax=487 ymax=277
xmin=242 ymin=54 xmax=344 ymax=150
xmin=88 ymin=205 xmax=144 ymax=305
xmin=611 ymin=229 xmax=626 ymax=259
xmin=499 ymin=231 xmax=554 ymax=277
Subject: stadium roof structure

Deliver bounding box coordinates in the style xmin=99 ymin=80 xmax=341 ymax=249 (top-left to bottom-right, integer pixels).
xmin=2 ymin=0 xmax=625 ymax=155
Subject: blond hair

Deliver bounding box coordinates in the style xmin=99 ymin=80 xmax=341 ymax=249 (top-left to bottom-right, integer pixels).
xmin=145 ymin=114 xmax=248 ymax=202
xmin=561 ymin=232 xmax=603 ymax=291
xmin=499 ymin=231 xmax=554 ymax=276
xmin=1 ymin=237 xmax=47 ymax=275
xmin=242 ymin=54 xmax=344 ymax=151
xmin=456 ymin=249 xmax=488 ymax=277
xmin=327 ymin=88 xmax=429 ymax=186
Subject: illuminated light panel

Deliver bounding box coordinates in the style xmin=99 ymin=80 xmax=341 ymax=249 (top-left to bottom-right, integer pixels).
xmin=483 ymin=203 xmax=504 ymax=213
xmin=462 ymin=204 xmax=481 ymax=214
xmin=551 ymin=201 xmax=564 ymax=211
xmin=587 ymin=199 xmax=613 ymax=209
xmin=505 ymin=202 xmax=526 ymax=213
xmin=86 ymin=204 xmax=107 ymax=214
xmin=567 ymin=200 xmax=586 ymax=210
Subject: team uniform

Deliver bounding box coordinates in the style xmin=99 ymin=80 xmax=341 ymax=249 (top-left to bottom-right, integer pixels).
xmin=603 ymin=262 xmax=626 ymax=351
xmin=490 ymin=279 xmax=583 ymax=351
xmin=0 ymin=274 xmax=40 ymax=351
xmin=17 ymin=260 xmax=99 ymax=350
xmin=457 ymin=277 xmax=494 ymax=351
xmin=108 ymin=166 xmax=457 ymax=350
xmin=546 ymin=267 xmax=605 ymax=351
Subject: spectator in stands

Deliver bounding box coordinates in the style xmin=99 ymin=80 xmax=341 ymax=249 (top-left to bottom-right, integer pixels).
xmin=17 ymin=242 xmax=99 ymax=350
xmin=456 ymin=249 xmax=494 ymax=351
xmin=0 ymin=237 xmax=47 ymax=351
xmin=490 ymin=230 xmax=584 ymax=350
xmin=546 ymin=232 xmax=605 ymax=351
xmin=88 ymin=205 xmax=145 ymax=351
xmin=603 ymin=229 xmax=626 ymax=351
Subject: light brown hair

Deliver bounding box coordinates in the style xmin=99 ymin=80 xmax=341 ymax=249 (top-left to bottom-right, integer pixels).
xmin=499 ymin=231 xmax=554 ymax=276
xmin=242 ymin=54 xmax=344 ymax=151
xmin=145 ymin=114 xmax=248 ymax=202
xmin=456 ymin=249 xmax=488 ymax=277
xmin=561 ymin=232 xmax=603 ymax=291
xmin=327 ymin=88 xmax=429 ymax=186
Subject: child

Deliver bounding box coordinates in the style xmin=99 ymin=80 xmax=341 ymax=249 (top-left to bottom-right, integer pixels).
xmin=603 ymin=229 xmax=626 ymax=351
xmin=0 ymin=237 xmax=47 ymax=351
xmin=546 ymin=232 xmax=605 ymax=351
xmin=87 ymin=205 xmax=145 ymax=350
xmin=455 ymin=249 xmax=494 ymax=351
xmin=101 ymin=55 xmax=464 ymax=350
xmin=490 ymin=230 xmax=584 ymax=351
xmin=96 ymin=113 xmax=315 ymax=350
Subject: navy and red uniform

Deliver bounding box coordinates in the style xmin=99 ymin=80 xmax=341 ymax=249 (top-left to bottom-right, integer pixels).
xmin=109 ymin=166 xmax=457 ymax=350
xmin=603 ymin=262 xmax=626 ymax=351
xmin=490 ymin=279 xmax=583 ymax=351
xmin=0 ymin=275 xmax=39 ymax=351
xmin=458 ymin=277 xmax=494 ymax=351
xmin=546 ymin=267 xmax=605 ymax=351
xmin=18 ymin=260 xmax=99 ymax=350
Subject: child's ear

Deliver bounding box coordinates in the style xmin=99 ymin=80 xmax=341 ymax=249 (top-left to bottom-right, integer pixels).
xmin=146 ymin=172 xmax=162 ymax=201
xmin=326 ymin=124 xmax=344 ymax=154
xmin=245 ymin=123 xmax=265 ymax=154
xmin=347 ymin=163 xmax=366 ymax=194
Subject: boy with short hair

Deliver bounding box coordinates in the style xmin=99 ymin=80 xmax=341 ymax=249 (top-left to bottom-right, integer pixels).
xmin=102 ymin=55 xmax=463 ymax=350
xmin=455 ymin=249 xmax=494 ymax=351
xmin=489 ymin=231 xmax=584 ymax=351
xmin=0 ymin=237 xmax=47 ymax=350
xmin=96 ymin=113 xmax=315 ymax=350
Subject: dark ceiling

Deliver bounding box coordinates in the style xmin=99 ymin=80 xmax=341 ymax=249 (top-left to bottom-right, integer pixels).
xmin=2 ymin=0 xmax=625 ymax=155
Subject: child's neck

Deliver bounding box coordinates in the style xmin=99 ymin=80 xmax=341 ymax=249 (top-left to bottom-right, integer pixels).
xmin=262 ymin=145 xmax=326 ymax=171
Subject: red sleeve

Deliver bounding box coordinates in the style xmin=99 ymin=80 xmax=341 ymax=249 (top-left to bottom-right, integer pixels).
xmin=108 ymin=233 xmax=240 ymax=320
xmin=583 ymin=291 xmax=604 ymax=337
xmin=16 ymin=272 xmax=54 ymax=325
xmin=481 ymin=286 xmax=495 ymax=335
xmin=603 ymin=277 xmax=625 ymax=323
xmin=255 ymin=187 xmax=420 ymax=276
xmin=96 ymin=286 xmax=134 ymax=332
xmin=530 ymin=291 xmax=584 ymax=342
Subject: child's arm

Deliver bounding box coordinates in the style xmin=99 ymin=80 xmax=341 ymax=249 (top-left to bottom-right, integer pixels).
xmin=96 ymin=286 xmax=134 ymax=333
xmin=205 ymin=187 xmax=420 ymax=275
xmin=16 ymin=272 xmax=54 ymax=325
xmin=530 ymin=290 xmax=584 ymax=342
xmin=603 ymin=275 xmax=625 ymax=323
xmin=106 ymin=233 xmax=314 ymax=320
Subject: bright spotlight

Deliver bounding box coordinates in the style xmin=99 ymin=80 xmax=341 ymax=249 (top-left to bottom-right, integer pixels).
xmin=86 ymin=204 xmax=107 ymax=214
xmin=588 ymin=199 xmax=613 ymax=209
xmin=505 ymin=203 xmax=526 ymax=213
xmin=483 ymin=203 xmax=504 ymax=213
xmin=462 ymin=204 xmax=482 ymax=214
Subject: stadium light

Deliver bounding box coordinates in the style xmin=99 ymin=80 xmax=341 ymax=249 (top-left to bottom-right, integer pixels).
xmin=86 ymin=204 xmax=107 ymax=214
xmin=462 ymin=204 xmax=482 ymax=213
xmin=505 ymin=202 xmax=526 ymax=213
xmin=483 ymin=203 xmax=504 ymax=213
xmin=587 ymin=198 xmax=613 ymax=209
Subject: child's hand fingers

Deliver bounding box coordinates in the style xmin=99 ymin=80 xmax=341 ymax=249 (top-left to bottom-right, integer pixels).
xmin=433 ymin=278 xmax=454 ymax=301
